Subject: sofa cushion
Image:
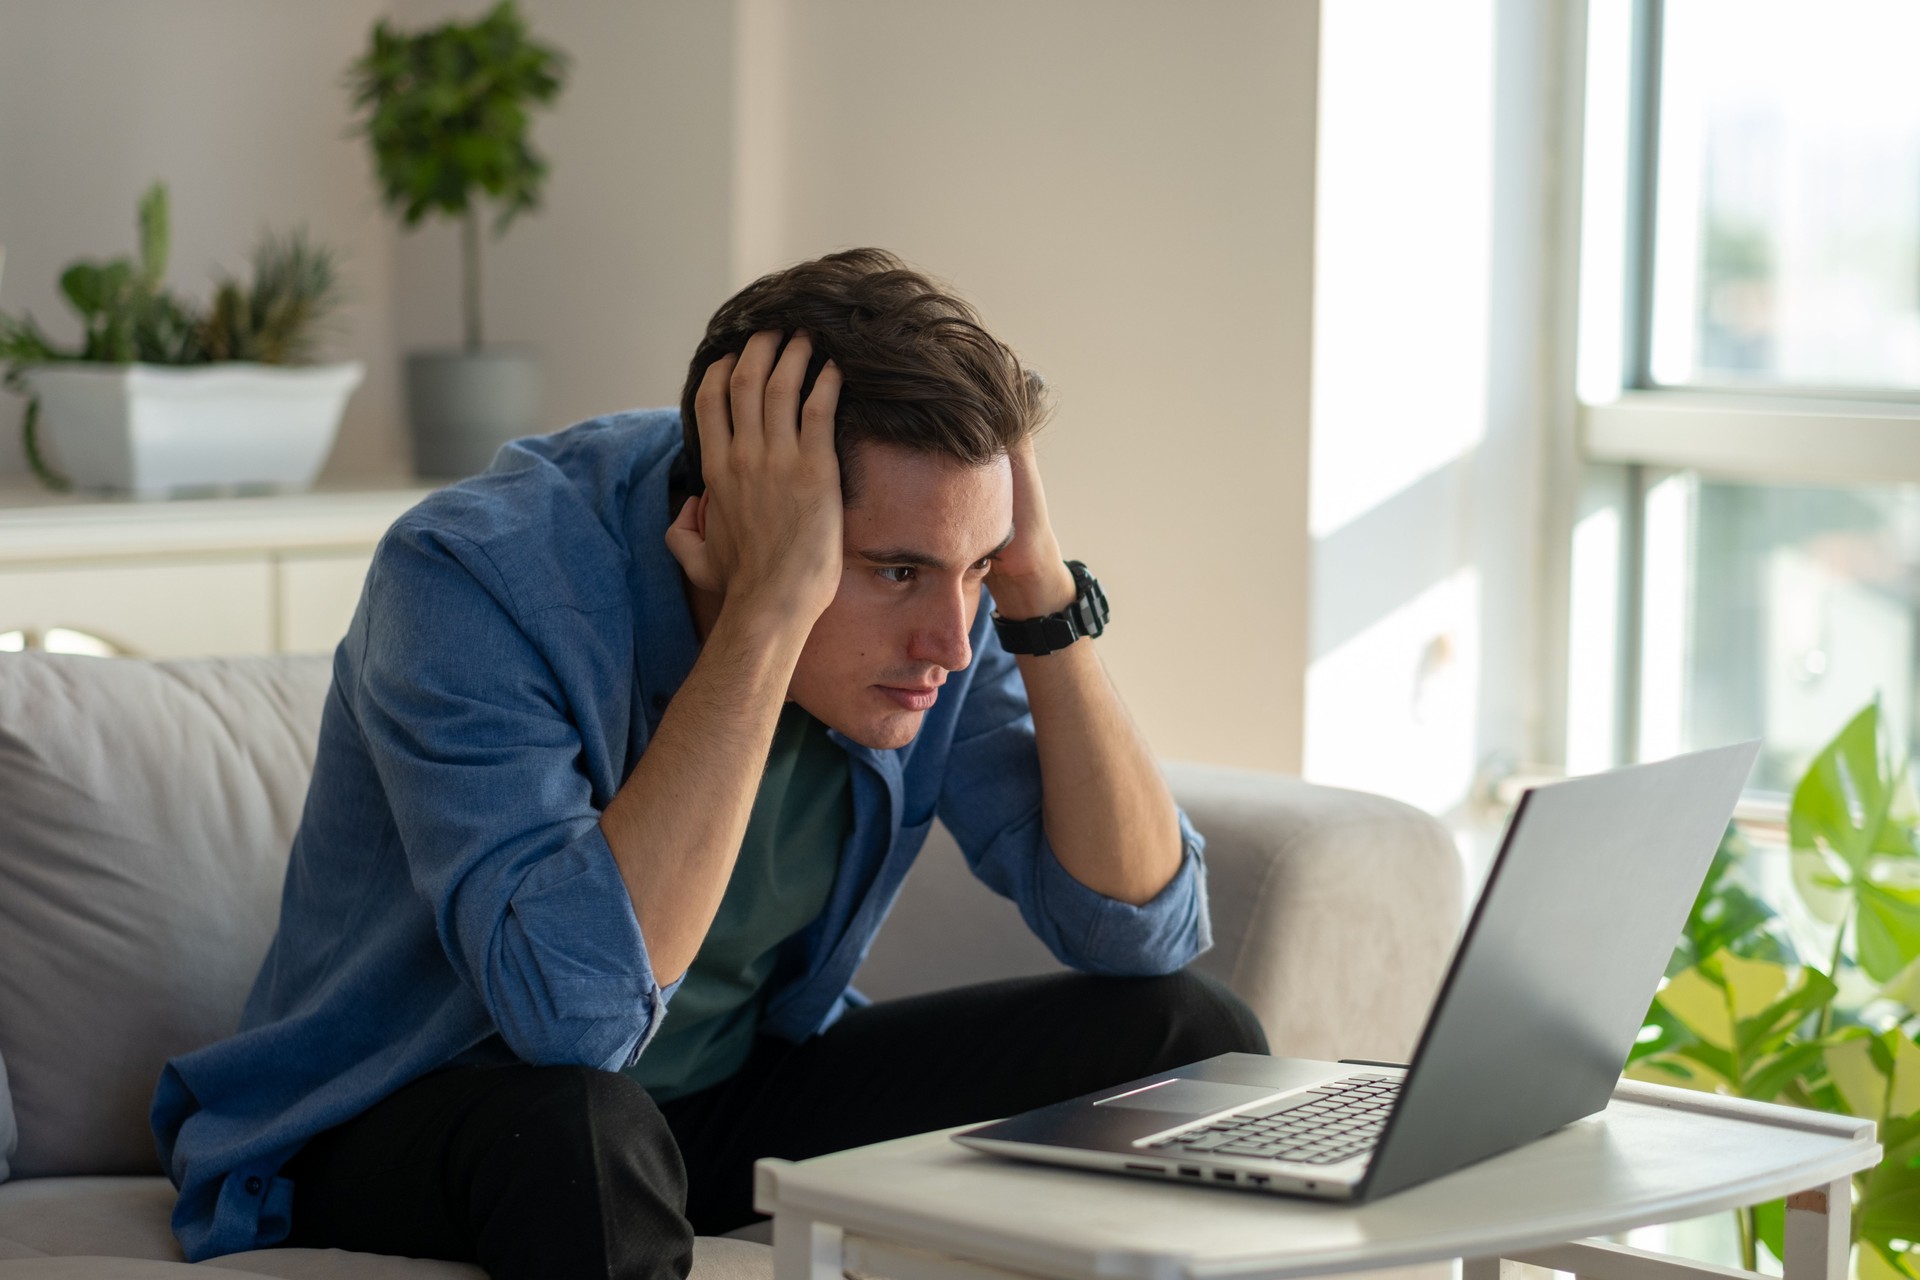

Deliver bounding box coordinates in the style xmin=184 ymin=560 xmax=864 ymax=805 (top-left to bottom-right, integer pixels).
xmin=0 ymin=1235 xmax=47 ymax=1261
xmin=0 ymin=654 xmax=333 ymax=1178
xmin=0 ymin=1175 xmax=776 ymax=1279
xmin=200 ymin=1238 xmax=774 ymax=1279
xmin=0 ymin=1262 xmax=256 ymax=1276
xmin=193 ymin=1250 xmax=482 ymax=1278
xmin=0 ymin=1177 xmax=183 ymax=1261
xmin=2 ymin=1049 xmax=16 ymax=1182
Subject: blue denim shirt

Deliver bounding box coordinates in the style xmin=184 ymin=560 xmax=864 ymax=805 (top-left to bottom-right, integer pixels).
xmin=150 ymin=409 xmax=1211 ymax=1262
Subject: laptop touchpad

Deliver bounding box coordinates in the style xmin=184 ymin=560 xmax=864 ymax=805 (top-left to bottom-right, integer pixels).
xmin=1094 ymin=1079 xmax=1284 ymax=1114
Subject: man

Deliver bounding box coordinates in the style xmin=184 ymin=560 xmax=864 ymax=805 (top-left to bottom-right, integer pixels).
xmin=152 ymin=249 xmax=1266 ymax=1279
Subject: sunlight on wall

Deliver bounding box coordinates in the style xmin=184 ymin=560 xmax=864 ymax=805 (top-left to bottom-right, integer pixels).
xmin=1565 ymin=503 xmax=1622 ymax=774
xmin=1576 ymin=0 xmax=1634 ymax=405
xmin=1308 ymin=0 xmax=1492 ymax=541
xmin=1305 ymin=0 xmax=1494 ymax=818
xmin=1305 ymin=569 xmax=1482 ymax=816
xmin=1639 ymin=473 xmax=1697 ymax=761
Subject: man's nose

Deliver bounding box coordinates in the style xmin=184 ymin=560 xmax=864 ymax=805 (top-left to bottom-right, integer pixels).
xmin=910 ymin=584 xmax=974 ymax=671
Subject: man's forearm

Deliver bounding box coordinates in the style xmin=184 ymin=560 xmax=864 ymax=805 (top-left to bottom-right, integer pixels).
xmin=1017 ymin=641 xmax=1183 ymax=905
xmin=597 ymin=603 xmax=809 ymax=985
xmin=998 ymin=566 xmax=1182 ymax=906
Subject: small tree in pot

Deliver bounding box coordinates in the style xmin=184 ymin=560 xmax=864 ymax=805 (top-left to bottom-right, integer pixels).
xmin=348 ymin=0 xmax=567 ymax=479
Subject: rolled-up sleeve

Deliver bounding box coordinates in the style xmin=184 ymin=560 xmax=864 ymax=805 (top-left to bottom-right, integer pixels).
xmin=935 ymin=607 xmax=1212 ymax=975
xmin=355 ymin=526 xmax=675 ymax=1070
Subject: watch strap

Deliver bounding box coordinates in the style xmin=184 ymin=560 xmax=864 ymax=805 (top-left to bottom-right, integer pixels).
xmin=992 ymin=560 xmax=1108 ymax=656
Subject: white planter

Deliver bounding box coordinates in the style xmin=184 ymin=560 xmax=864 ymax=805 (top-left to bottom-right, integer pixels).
xmin=21 ymin=361 xmax=364 ymax=498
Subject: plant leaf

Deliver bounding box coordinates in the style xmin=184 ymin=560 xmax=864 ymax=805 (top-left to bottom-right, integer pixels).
xmin=1792 ymin=703 xmax=1917 ymax=880
xmin=1625 ymin=1048 xmax=1734 ymax=1093
xmin=1743 ymin=1040 xmax=1829 ymax=1104
xmin=1722 ymin=952 xmax=1792 ymax=1021
xmin=1735 ymin=966 xmax=1837 ymax=1064
xmin=1889 ymin=1034 xmax=1920 ymax=1119
xmin=1859 ymin=882 xmax=1920 ymax=984
xmin=1658 ymin=966 xmax=1735 ymax=1051
xmin=1861 ymin=1114 xmax=1920 ymax=1260
xmin=137 ymin=181 xmax=169 ymax=287
xmin=1861 ymin=1242 xmax=1910 ymax=1280
xmin=1754 ymin=1197 xmax=1786 ymax=1267
xmin=1827 ymin=1035 xmax=1889 ymax=1119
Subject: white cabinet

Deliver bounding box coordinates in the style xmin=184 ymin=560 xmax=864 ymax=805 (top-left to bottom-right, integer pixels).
xmin=0 ymin=487 xmax=433 ymax=659
xmin=276 ymin=550 xmax=378 ymax=654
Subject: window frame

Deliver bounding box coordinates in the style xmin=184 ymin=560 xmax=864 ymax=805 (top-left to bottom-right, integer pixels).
xmin=1578 ymin=0 xmax=1920 ymax=475
xmin=1550 ymin=0 xmax=1920 ymax=792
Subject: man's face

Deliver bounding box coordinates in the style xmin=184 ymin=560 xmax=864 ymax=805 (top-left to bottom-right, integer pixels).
xmin=788 ymin=442 xmax=1014 ymax=750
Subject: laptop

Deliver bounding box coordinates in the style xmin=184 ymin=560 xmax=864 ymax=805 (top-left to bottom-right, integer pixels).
xmin=954 ymin=740 xmax=1760 ymax=1202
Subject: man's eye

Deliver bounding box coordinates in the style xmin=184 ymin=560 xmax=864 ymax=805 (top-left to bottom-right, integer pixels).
xmin=878 ymin=566 xmax=916 ymax=584
xmin=972 ymin=557 xmax=994 ymax=574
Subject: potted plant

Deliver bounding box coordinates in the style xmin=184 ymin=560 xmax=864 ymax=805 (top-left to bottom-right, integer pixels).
xmin=1631 ymin=703 xmax=1920 ymax=1280
xmin=0 ymin=183 xmax=361 ymax=497
xmin=347 ymin=0 xmax=567 ymax=480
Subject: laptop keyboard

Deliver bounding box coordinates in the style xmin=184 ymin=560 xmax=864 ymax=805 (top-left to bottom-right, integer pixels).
xmin=1146 ymin=1074 xmax=1401 ymax=1166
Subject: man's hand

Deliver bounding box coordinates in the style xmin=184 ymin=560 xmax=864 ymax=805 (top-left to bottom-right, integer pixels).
xmin=666 ymin=329 xmax=844 ymax=626
xmin=986 ymin=439 xmax=1076 ymax=620
xmin=604 ymin=331 xmax=843 ymax=989
xmin=983 ymin=438 xmax=1184 ymax=908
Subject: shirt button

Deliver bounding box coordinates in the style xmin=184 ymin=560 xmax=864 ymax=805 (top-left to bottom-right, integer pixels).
xmin=244 ymin=1175 xmax=263 ymax=1195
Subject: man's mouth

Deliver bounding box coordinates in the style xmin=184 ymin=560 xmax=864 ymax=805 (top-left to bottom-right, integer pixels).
xmin=875 ymin=684 xmax=940 ymax=712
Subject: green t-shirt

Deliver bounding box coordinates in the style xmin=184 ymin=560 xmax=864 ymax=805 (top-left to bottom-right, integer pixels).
xmin=622 ymin=703 xmax=851 ymax=1102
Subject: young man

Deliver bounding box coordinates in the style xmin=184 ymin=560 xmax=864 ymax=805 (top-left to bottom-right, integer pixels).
xmin=152 ymin=249 xmax=1266 ymax=1279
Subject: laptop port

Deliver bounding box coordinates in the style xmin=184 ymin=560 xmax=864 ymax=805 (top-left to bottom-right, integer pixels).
xmin=1124 ymin=1164 xmax=1165 ymax=1174
xmin=1178 ymin=1166 xmax=1202 ymax=1178
xmin=1247 ymin=1174 xmax=1271 ymax=1187
xmin=1212 ymin=1171 xmax=1237 ymax=1182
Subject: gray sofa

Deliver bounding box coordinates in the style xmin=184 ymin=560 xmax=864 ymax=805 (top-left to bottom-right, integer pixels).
xmin=0 ymin=651 xmax=1462 ymax=1278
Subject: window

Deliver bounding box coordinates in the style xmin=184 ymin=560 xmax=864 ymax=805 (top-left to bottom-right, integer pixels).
xmin=1648 ymin=0 xmax=1920 ymax=393
xmin=1567 ymin=0 xmax=1920 ymax=794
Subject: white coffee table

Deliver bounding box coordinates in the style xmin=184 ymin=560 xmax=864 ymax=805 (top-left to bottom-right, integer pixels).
xmin=754 ymin=1079 xmax=1879 ymax=1280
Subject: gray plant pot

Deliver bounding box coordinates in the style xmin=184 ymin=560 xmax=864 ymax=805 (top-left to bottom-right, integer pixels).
xmin=404 ymin=348 xmax=543 ymax=480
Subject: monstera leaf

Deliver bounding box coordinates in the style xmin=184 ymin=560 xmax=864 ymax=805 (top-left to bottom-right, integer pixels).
xmin=1792 ymin=704 xmax=1920 ymax=983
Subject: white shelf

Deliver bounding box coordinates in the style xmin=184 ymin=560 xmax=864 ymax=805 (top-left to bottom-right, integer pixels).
xmin=0 ymin=484 xmax=440 ymax=657
xmin=0 ymin=484 xmax=435 ymax=566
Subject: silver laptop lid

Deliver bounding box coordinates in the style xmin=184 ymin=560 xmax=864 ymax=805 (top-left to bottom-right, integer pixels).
xmin=1358 ymin=741 xmax=1760 ymax=1199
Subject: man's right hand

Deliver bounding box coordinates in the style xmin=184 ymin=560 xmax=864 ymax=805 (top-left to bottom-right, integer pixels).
xmin=666 ymin=329 xmax=844 ymax=627
xmin=607 ymin=332 xmax=841 ymax=989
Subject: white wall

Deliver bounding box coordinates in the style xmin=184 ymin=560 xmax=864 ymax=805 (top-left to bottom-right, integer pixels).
xmin=735 ymin=0 xmax=1321 ymax=772
xmin=1302 ymin=0 xmax=1559 ymax=841
xmin=0 ymin=0 xmax=409 ymax=482
xmin=392 ymin=0 xmax=1322 ymax=771
xmin=10 ymin=0 xmax=1585 ymax=791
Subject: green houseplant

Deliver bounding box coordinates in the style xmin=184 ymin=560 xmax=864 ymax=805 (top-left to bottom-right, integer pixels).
xmin=1629 ymin=703 xmax=1920 ymax=1280
xmin=347 ymin=0 xmax=567 ymax=479
xmin=0 ymin=182 xmax=358 ymax=496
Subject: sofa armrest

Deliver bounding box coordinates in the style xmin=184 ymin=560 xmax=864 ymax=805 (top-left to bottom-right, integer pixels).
xmin=855 ymin=762 xmax=1463 ymax=1064
xmin=1165 ymin=762 xmax=1462 ymax=1063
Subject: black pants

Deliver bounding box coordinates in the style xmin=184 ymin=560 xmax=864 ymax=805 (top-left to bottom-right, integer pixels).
xmin=283 ymin=970 xmax=1268 ymax=1280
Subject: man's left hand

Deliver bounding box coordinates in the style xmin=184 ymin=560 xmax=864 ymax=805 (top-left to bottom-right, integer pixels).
xmin=986 ymin=440 xmax=1077 ymax=620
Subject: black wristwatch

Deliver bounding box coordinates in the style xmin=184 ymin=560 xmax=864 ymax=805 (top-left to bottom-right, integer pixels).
xmin=992 ymin=561 xmax=1109 ymax=656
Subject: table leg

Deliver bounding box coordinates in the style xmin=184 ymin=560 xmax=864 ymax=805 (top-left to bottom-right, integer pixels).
xmin=774 ymin=1210 xmax=846 ymax=1280
xmin=1783 ymin=1179 xmax=1851 ymax=1280
xmin=1463 ymin=1257 xmax=1505 ymax=1280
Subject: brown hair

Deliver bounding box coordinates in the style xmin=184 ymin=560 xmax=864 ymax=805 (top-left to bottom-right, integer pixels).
xmin=674 ymin=248 xmax=1046 ymax=505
